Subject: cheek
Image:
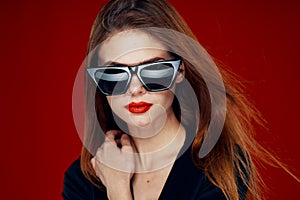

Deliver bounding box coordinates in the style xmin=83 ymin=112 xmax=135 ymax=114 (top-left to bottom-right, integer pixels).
xmin=106 ymin=96 xmax=123 ymax=113
xmin=157 ymin=90 xmax=175 ymax=109
xmin=106 ymin=96 xmax=113 ymax=108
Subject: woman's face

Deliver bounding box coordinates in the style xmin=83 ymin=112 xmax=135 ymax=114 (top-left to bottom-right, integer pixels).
xmin=98 ymin=30 xmax=183 ymax=136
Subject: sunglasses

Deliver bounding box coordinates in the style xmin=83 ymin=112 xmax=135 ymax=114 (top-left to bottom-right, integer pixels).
xmin=86 ymin=59 xmax=182 ymax=96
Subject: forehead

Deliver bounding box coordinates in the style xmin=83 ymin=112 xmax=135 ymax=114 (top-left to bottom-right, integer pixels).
xmin=98 ymin=30 xmax=170 ymax=65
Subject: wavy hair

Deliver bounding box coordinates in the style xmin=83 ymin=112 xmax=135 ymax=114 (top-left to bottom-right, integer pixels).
xmin=80 ymin=0 xmax=298 ymax=199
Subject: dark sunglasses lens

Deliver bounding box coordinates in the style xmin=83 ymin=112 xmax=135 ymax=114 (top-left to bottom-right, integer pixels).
xmin=140 ymin=63 xmax=175 ymax=90
xmin=94 ymin=68 xmax=129 ymax=95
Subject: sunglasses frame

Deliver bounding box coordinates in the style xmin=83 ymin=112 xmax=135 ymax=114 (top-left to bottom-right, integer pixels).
xmin=86 ymin=59 xmax=182 ymax=96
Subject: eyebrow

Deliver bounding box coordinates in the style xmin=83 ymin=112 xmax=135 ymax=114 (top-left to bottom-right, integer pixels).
xmin=103 ymin=57 xmax=165 ymax=67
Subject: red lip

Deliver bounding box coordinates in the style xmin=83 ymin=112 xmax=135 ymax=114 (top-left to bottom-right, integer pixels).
xmin=126 ymin=102 xmax=153 ymax=113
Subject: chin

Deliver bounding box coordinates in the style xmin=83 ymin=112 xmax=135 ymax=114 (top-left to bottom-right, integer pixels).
xmin=128 ymin=114 xmax=152 ymax=127
xmin=126 ymin=114 xmax=165 ymax=139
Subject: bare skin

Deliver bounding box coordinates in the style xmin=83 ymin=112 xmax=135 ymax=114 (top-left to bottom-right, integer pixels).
xmin=91 ymin=131 xmax=134 ymax=200
xmin=91 ymin=30 xmax=186 ymax=200
xmin=91 ymin=128 xmax=185 ymax=200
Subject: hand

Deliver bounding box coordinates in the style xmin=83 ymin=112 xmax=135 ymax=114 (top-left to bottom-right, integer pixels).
xmin=91 ymin=130 xmax=135 ymax=200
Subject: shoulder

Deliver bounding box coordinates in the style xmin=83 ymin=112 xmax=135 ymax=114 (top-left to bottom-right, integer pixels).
xmin=62 ymin=157 xmax=108 ymax=200
xmin=64 ymin=157 xmax=88 ymax=187
xmin=159 ymin=147 xmax=227 ymax=200
xmin=169 ymin=145 xmax=248 ymax=200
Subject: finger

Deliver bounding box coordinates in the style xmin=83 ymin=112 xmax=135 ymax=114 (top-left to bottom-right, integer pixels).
xmin=91 ymin=157 xmax=96 ymax=169
xmin=104 ymin=130 xmax=121 ymax=147
xmin=120 ymin=134 xmax=133 ymax=152
xmin=120 ymin=134 xmax=131 ymax=146
xmin=105 ymin=130 xmax=121 ymax=141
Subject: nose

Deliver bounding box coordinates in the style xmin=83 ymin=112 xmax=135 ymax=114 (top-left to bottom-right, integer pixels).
xmin=126 ymin=74 xmax=146 ymax=96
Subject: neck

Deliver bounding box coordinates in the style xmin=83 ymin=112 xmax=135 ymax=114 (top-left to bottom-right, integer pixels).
xmin=128 ymin=111 xmax=186 ymax=172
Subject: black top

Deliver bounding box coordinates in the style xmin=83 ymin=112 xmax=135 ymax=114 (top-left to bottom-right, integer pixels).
xmin=62 ymin=145 xmax=248 ymax=200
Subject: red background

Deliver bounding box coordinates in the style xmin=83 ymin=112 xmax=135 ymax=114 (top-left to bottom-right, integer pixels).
xmin=1 ymin=0 xmax=299 ymax=199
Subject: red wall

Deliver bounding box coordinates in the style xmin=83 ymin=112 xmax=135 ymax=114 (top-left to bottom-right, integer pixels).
xmin=1 ymin=0 xmax=299 ymax=199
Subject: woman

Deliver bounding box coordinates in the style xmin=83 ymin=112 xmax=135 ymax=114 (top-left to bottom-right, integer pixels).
xmin=63 ymin=0 xmax=296 ymax=199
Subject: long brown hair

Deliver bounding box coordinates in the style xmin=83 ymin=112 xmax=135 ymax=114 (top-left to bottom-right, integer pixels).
xmin=80 ymin=0 xmax=298 ymax=199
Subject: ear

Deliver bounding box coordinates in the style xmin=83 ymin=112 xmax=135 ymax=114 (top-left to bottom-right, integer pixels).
xmin=175 ymin=63 xmax=185 ymax=83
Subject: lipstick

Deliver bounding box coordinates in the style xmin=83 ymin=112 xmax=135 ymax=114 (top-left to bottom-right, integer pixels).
xmin=126 ymin=102 xmax=153 ymax=113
